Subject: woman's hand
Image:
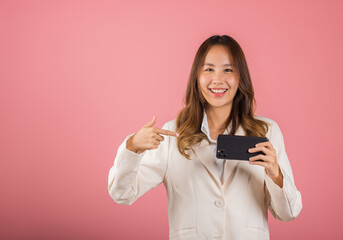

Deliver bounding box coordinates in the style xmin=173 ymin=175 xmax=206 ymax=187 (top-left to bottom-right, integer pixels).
xmin=248 ymin=141 xmax=283 ymax=188
xmin=126 ymin=115 xmax=179 ymax=154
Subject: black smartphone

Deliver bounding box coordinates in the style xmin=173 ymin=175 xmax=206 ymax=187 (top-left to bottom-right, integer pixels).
xmin=216 ymin=134 xmax=269 ymax=161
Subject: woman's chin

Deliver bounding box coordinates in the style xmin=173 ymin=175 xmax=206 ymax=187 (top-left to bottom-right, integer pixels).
xmin=207 ymin=101 xmax=233 ymax=109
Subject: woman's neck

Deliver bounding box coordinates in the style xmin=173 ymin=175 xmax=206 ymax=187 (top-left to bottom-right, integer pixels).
xmin=205 ymin=106 xmax=232 ymax=132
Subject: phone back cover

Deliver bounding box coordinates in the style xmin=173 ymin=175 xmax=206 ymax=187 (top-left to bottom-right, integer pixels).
xmin=216 ymin=135 xmax=269 ymax=161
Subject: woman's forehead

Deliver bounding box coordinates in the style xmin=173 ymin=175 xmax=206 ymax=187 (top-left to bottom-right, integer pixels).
xmin=204 ymin=45 xmax=234 ymax=64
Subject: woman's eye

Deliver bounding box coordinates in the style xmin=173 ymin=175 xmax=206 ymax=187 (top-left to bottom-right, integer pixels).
xmin=205 ymin=68 xmax=233 ymax=72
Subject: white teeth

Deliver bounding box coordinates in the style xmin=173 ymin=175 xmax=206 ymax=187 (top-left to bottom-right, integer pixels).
xmin=210 ymin=89 xmax=228 ymax=93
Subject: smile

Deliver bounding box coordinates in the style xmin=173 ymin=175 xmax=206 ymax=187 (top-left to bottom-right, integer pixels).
xmin=209 ymin=88 xmax=228 ymax=93
xmin=209 ymin=88 xmax=228 ymax=97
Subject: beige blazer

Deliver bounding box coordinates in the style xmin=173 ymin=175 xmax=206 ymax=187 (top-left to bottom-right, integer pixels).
xmin=108 ymin=116 xmax=302 ymax=240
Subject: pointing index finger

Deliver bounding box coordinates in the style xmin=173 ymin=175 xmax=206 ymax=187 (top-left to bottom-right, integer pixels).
xmin=156 ymin=128 xmax=179 ymax=137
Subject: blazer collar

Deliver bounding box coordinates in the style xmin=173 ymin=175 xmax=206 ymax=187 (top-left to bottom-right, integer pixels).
xmin=190 ymin=122 xmax=245 ymax=187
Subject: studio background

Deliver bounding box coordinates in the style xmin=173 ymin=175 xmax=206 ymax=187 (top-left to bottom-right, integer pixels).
xmin=1 ymin=0 xmax=342 ymax=239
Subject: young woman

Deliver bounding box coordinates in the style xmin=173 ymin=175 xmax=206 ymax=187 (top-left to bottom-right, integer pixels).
xmin=108 ymin=35 xmax=302 ymax=240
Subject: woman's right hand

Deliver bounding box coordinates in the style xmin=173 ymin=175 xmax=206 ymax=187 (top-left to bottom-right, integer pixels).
xmin=126 ymin=115 xmax=179 ymax=154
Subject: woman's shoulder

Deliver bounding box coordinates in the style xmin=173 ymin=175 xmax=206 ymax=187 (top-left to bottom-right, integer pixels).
xmin=163 ymin=116 xmax=279 ymax=130
xmin=253 ymin=114 xmax=278 ymax=126
xmin=163 ymin=116 xmax=278 ymax=126
xmin=253 ymin=115 xmax=284 ymax=139
xmin=162 ymin=119 xmax=177 ymax=131
xmin=253 ymin=115 xmax=281 ymax=135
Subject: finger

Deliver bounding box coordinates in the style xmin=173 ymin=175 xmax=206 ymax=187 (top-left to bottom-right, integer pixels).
xmin=155 ymin=128 xmax=179 ymax=137
xmin=249 ymin=154 xmax=269 ymax=162
xmin=144 ymin=115 xmax=157 ymax=128
xmin=153 ymin=139 xmax=160 ymax=148
xmin=148 ymin=139 xmax=160 ymax=149
xmin=255 ymin=141 xmax=275 ymax=152
xmin=154 ymin=133 xmax=164 ymax=142
xmin=248 ymin=146 xmax=272 ymax=156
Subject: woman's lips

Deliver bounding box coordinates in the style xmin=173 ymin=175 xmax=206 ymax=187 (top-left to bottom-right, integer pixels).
xmin=209 ymin=88 xmax=228 ymax=97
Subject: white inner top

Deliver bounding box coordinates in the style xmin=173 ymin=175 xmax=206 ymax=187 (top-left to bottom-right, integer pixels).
xmin=200 ymin=110 xmax=229 ymax=180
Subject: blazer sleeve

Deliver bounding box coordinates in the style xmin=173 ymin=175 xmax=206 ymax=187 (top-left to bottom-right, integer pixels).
xmin=264 ymin=121 xmax=303 ymax=221
xmin=107 ymin=122 xmax=170 ymax=205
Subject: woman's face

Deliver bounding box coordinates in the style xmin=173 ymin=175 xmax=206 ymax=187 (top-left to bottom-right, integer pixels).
xmin=198 ymin=45 xmax=239 ymax=111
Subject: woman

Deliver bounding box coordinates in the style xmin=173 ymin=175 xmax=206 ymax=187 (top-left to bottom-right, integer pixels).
xmin=108 ymin=35 xmax=302 ymax=240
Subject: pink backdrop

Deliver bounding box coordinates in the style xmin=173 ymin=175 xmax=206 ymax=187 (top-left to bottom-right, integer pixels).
xmin=1 ymin=0 xmax=342 ymax=239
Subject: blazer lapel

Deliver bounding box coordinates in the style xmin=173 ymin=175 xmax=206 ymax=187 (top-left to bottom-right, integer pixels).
xmin=222 ymin=125 xmax=245 ymax=185
xmin=190 ymin=138 xmax=221 ymax=187
xmin=189 ymin=124 xmax=246 ymax=187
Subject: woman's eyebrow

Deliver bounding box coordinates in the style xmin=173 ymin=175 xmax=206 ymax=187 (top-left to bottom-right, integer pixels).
xmin=203 ymin=63 xmax=233 ymax=67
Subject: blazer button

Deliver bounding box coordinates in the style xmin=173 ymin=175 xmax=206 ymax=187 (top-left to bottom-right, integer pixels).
xmin=215 ymin=199 xmax=224 ymax=208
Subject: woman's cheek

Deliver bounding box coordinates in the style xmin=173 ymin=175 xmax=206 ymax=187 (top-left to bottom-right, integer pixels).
xmin=199 ymin=77 xmax=210 ymax=89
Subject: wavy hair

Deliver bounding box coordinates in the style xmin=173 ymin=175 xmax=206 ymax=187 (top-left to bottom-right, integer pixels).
xmin=176 ymin=35 xmax=270 ymax=160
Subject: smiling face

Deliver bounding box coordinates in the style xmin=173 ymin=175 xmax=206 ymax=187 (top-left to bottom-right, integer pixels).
xmin=198 ymin=45 xmax=240 ymax=111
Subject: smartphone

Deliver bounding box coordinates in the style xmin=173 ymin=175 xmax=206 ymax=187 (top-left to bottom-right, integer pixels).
xmin=216 ymin=134 xmax=269 ymax=161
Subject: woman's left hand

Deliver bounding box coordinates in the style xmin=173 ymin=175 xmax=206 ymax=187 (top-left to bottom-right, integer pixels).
xmin=248 ymin=141 xmax=283 ymax=188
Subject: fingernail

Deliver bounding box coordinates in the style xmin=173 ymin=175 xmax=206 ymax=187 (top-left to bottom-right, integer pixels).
xmin=248 ymin=149 xmax=252 ymax=152
xmin=176 ymin=133 xmax=180 ymax=137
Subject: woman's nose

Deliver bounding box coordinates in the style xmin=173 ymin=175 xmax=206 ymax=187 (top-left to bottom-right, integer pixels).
xmin=212 ymin=73 xmax=226 ymax=83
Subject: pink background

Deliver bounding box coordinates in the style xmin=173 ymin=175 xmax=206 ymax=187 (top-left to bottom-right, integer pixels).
xmin=1 ymin=0 xmax=342 ymax=239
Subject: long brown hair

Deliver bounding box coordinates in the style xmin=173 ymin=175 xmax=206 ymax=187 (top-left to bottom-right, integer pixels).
xmin=176 ymin=35 xmax=270 ymax=160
